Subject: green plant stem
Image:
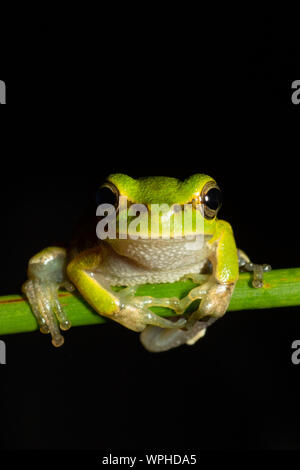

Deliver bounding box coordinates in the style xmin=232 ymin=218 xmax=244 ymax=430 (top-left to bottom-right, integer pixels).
xmin=0 ymin=268 xmax=300 ymax=336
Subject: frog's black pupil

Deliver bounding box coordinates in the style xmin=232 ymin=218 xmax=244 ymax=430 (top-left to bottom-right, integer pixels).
xmin=96 ymin=187 xmax=118 ymax=207
xmin=205 ymin=188 xmax=222 ymax=211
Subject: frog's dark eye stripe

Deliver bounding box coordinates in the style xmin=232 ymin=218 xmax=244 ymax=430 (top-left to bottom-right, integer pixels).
xmin=96 ymin=183 xmax=120 ymax=210
xmin=201 ymin=182 xmax=222 ymax=219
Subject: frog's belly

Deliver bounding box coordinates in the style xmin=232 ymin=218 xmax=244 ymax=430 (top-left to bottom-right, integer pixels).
xmin=96 ymin=238 xmax=211 ymax=286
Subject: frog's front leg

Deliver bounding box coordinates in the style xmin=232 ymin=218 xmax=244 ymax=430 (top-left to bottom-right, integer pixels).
xmin=238 ymin=249 xmax=272 ymax=288
xmin=22 ymin=247 xmax=75 ymax=347
xmin=67 ymin=248 xmax=186 ymax=334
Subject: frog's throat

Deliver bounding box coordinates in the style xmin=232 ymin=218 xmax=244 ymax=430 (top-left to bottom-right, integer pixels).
xmin=94 ymin=236 xmax=212 ymax=287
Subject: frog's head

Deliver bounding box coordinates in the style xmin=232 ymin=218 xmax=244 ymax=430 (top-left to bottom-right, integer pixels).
xmin=96 ymin=173 xmax=222 ymax=240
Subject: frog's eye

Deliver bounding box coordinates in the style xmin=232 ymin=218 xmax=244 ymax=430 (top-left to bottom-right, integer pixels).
xmin=96 ymin=183 xmax=120 ymax=210
xmin=201 ymin=183 xmax=222 ymax=219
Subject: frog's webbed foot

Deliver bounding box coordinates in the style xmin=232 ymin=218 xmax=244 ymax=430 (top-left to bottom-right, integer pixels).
xmin=141 ymin=320 xmax=210 ymax=353
xmin=140 ymin=279 xmax=235 ymax=352
xmin=238 ymin=249 xmax=272 ymax=288
xmin=22 ymin=247 xmax=73 ymax=347
xmin=113 ymin=289 xmax=187 ymax=332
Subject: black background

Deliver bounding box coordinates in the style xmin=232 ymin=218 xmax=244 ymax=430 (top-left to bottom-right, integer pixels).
xmin=0 ymin=10 xmax=299 ymax=454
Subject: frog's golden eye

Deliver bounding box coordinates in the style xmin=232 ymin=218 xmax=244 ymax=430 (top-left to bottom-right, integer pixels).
xmin=96 ymin=182 xmax=120 ymax=210
xmin=201 ymin=182 xmax=222 ymax=219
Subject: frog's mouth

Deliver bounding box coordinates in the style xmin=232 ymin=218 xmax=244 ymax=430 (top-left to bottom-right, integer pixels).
xmin=109 ymin=233 xmax=210 ymax=248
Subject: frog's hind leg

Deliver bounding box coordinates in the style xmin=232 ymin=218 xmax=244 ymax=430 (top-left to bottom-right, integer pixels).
xmin=140 ymin=280 xmax=230 ymax=352
xmin=140 ymin=318 xmax=218 ymax=353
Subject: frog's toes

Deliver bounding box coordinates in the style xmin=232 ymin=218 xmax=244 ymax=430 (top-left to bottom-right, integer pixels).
xmin=140 ymin=321 xmax=207 ymax=352
xmin=238 ymin=250 xmax=272 ymax=288
xmin=143 ymin=310 xmax=186 ymax=329
xmin=140 ymin=325 xmax=187 ymax=352
xmin=186 ymin=327 xmax=207 ymax=345
xmin=244 ymin=263 xmax=272 ymax=288
xmin=23 ymin=280 xmax=50 ymax=335
xmin=188 ymin=283 xmax=234 ymax=324
xmin=112 ymin=303 xmax=186 ymax=333
xmin=23 ymin=279 xmax=68 ymax=347
xmin=23 ymin=247 xmax=71 ymax=347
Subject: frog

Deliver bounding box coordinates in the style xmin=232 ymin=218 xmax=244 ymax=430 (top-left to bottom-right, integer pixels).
xmin=22 ymin=173 xmax=271 ymax=352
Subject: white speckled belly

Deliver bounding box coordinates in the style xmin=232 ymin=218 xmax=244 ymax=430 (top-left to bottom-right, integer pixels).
xmin=96 ymin=237 xmax=212 ymax=286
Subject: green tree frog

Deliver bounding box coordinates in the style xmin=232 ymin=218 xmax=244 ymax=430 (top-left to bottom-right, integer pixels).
xmin=23 ymin=174 xmax=270 ymax=352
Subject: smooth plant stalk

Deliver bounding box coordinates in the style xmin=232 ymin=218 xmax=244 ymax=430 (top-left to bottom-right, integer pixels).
xmin=0 ymin=268 xmax=300 ymax=336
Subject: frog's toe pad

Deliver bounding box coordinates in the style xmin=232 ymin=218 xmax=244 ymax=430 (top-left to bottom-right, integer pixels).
xmin=186 ymin=328 xmax=207 ymax=345
xmin=23 ymin=279 xmax=70 ymax=347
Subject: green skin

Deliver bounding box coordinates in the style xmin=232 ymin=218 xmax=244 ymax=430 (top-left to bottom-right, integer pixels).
xmin=23 ymin=173 xmax=267 ymax=352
